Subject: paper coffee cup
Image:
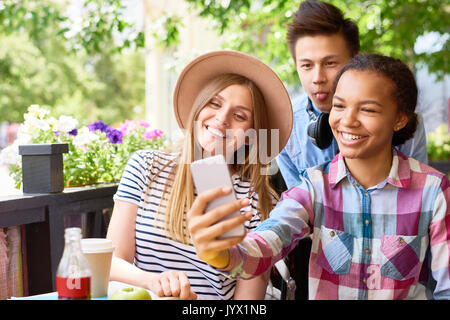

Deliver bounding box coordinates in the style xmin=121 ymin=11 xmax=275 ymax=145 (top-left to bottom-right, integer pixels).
xmin=81 ymin=238 xmax=115 ymax=298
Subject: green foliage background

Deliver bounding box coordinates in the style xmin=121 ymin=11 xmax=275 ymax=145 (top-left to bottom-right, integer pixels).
xmin=185 ymin=0 xmax=449 ymax=88
xmin=0 ymin=0 xmax=448 ymax=124
xmin=0 ymin=0 xmax=146 ymax=124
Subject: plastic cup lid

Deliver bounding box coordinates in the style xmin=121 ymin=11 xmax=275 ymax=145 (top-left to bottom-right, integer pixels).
xmin=81 ymin=238 xmax=115 ymax=253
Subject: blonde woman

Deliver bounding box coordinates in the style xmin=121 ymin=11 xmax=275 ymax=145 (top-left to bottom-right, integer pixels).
xmin=106 ymin=51 xmax=293 ymax=300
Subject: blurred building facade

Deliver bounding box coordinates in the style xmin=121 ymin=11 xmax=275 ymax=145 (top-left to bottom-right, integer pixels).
xmin=416 ymin=68 xmax=449 ymax=133
xmin=142 ymin=0 xmax=227 ymax=144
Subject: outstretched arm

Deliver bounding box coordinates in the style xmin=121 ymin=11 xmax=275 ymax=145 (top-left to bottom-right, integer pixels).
xmin=188 ymin=184 xmax=313 ymax=279
xmin=187 ymin=187 xmax=253 ymax=269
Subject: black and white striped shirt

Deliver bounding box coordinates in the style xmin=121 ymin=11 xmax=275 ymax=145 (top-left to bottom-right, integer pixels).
xmin=113 ymin=149 xmax=269 ymax=299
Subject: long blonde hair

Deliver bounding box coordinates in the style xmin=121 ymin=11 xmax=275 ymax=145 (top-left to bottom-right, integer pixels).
xmin=151 ymin=73 xmax=279 ymax=244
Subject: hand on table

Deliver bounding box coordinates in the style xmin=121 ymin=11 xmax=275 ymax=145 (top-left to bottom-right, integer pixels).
xmin=187 ymin=187 xmax=253 ymax=269
xmin=148 ymin=270 xmax=197 ymax=300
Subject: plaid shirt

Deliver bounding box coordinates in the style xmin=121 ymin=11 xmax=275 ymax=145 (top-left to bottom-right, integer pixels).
xmin=225 ymin=149 xmax=450 ymax=299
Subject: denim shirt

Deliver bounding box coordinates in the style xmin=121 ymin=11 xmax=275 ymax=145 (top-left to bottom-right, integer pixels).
xmin=276 ymin=93 xmax=428 ymax=189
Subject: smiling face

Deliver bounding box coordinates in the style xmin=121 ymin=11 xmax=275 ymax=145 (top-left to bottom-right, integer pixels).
xmin=329 ymin=70 xmax=408 ymax=162
xmin=194 ymin=83 xmax=254 ymax=158
xmin=295 ymin=32 xmax=352 ymax=112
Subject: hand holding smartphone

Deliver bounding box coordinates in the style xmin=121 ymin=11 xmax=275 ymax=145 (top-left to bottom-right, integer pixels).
xmin=190 ymin=155 xmax=246 ymax=239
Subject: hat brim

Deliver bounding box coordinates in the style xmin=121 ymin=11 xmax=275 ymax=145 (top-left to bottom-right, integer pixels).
xmin=173 ymin=50 xmax=293 ymax=161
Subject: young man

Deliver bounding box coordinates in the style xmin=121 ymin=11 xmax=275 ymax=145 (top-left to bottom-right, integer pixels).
xmin=276 ymin=0 xmax=428 ymax=189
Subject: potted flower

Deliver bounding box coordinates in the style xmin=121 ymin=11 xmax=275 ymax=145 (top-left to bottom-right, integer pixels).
xmin=1 ymin=105 xmax=166 ymax=192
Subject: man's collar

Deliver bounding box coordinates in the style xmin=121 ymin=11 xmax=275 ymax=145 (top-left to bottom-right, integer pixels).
xmin=308 ymin=98 xmax=322 ymax=115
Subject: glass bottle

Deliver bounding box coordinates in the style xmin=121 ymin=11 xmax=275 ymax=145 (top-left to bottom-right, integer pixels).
xmin=55 ymin=227 xmax=92 ymax=300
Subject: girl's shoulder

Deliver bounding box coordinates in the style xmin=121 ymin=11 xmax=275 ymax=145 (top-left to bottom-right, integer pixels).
xmin=135 ymin=148 xmax=179 ymax=160
xmin=396 ymin=152 xmax=448 ymax=183
xmin=406 ymin=157 xmax=449 ymax=189
xmin=134 ymin=149 xmax=179 ymax=170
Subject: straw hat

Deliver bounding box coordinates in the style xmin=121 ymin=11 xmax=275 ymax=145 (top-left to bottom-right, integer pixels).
xmin=173 ymin=50 xmax=293 ymax=160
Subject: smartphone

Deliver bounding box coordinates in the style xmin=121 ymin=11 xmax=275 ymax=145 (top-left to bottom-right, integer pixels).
xmin=190 ymin=154 xmax=246 ymax=239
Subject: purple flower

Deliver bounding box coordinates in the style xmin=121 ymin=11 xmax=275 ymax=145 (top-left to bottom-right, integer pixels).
xmin=54 ymin=131 xmax=60 ymax=137
xmin=69 ymin=128 xmax=78 ymax=136
xmin=106 ymin=127 xmax=123 ymax=144
xmin=87 ymin=120 xmax=109 ymax=133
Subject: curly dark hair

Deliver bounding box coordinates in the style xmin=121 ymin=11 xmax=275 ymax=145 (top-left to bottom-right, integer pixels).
xmin=332 ymin=54 xmax=418 ymax=146
xmin=287 ymin=0 xmax=360 ymax=62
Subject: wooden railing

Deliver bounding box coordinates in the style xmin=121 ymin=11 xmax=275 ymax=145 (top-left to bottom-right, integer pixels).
xmin=0 ymin=183 xmax=117 ymax=295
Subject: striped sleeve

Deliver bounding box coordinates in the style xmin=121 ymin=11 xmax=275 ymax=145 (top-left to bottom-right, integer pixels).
xmin=113 ymin=150 xmax=152 ymax=206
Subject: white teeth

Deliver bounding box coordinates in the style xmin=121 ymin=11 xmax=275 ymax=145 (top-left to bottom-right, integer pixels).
xmin=342 ymin=133 xmax=363 ymax=141
xmin=207 ymin=126 xmax=225 ymax=138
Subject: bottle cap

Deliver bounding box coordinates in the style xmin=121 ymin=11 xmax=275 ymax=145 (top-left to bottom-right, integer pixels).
xmin=64 ymin=227 xmax=82 ymax=241
xmin=65 ymin=227 xmax=82 ymax=235
xmin=81 ymin=238 xmax=115 ymax=253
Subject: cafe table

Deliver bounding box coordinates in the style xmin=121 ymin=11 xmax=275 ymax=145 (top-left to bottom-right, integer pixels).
xmin=9 ymin=281 xmax=168 ymax=300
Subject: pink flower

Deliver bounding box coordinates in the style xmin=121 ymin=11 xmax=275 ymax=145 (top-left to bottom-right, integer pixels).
xmin=119 ymin=120 xmax=137 ymax=136
xmin=139 ymin=120 xmax=150 ymax=128
xmin=144 ymin=129 xmax=163 ymax=140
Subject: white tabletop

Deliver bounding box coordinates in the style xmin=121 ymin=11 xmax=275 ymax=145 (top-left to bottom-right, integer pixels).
xmin=10 ymin=281 xmax=174 ymax=300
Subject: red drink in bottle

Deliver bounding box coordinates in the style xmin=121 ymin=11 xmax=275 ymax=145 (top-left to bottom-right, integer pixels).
xmin=56 ymin=228 xmax=92 ymax=300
